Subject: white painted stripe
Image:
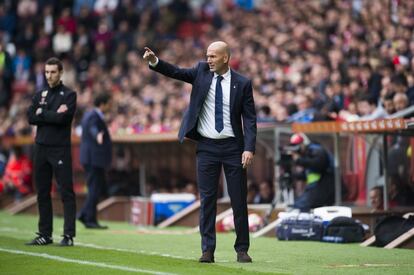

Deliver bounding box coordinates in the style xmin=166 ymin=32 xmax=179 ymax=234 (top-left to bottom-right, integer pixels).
xmin=0 ymin=227 xmax=240 ymax=263
xmin=76 ymin=242 xmax=194 ymax=260
xmin=0 ymin=247 xmax=177 ymax=275
xmin=328 ymin=263 xmax=401 ymax=268
xmin=0 ymin=227 xmax=32 ymax=234
xmin=0 ymin=227 xmax=194 ymax=260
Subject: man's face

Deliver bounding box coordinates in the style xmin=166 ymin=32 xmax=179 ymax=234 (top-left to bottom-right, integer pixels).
xmin=369 ymin=190 xmax=383 ymax=210
xmin=357 ymin=101 xmax=371 ymax=116
xmin=45 ymin=64 xmax=62 ymax=88
xmin=394 ymin=96 xmax=408 ymax=112
xmin=206 ymin=45 xmax=228 ymax=74
xmin=259 ymin=183 xmax=270 ymax=197
xmin=296 ymin=95 xmax=309 ymax=111
xmin=383 ymin=99 xmax=395 ymax=114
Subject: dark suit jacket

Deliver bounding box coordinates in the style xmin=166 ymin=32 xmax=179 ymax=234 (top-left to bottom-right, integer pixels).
xmin=150 ymin=59 xmax=257 ymax=153
xmin=80 ymin=109 xmax=112 ymax=168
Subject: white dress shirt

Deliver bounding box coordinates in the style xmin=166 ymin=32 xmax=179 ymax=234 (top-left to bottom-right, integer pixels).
xmin=197 ymin=69 xmax=235 ymax=139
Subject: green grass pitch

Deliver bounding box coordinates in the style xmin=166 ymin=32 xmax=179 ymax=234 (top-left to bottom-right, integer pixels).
xmin=0 ymin=211 xmax=413 ymax=275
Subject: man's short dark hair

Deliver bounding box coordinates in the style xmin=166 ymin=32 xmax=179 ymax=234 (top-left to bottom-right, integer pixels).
xmin=391 ymin=73 xmax=408 ymax=87
xmin=384 ymin=91 xmax=396 ymax=101
xmin=357 ymin=93 xmax=377 ymax=106
xmin=45 ymin=57 xmax=63 ymax=71
xmin=371 ymin=186 xmax=384 ymax=197
xmin=94 ymin=93 xmax=111 ymax=107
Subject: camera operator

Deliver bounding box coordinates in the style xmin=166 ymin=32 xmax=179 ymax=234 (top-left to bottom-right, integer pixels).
xmin=289 ymin=133 xmax=334 ymax=212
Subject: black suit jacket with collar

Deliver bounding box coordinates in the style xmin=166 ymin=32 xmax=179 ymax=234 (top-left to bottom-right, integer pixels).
xmin=150 ymin=59 xmax=256 ymax=153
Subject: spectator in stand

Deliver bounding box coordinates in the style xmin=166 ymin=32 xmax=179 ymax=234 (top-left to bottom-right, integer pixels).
xmin=94 ymin=0 xmax=119 ymax=15
xmin=17 ymin=0 xmax=37 ymax=19
xmin=183 ymin=182 xmax=198 ymax=199
xmin=257 ymin=105 xmax=276 ymax=123
xmin=253 ymin=181 xmax=274 ymax=204
xmin=358 ymin=94 xmax=387 ymax=120
xmin=369 ymin=186 xmax=384 ymax=212
xmin=380 ymin=90 xmax=396 ymax=117
xmin=0 ymin=42 xmax=13 ymax=108
xmin=287 ymin=94 xmax=315 ymax=123
xmin=2 ymin=145 xmax=33 ymax=201
xmin=42 ymin=5 xmax=54 ymax=36
xmin=15 ymin=23 xmax=36 ymax=56
xmin=246 ymin=182 xmax=258 ymax=204
xmin=389 ymin=176 xmax=414 ymax=207
xmin=391 ymin=74 xmax=409 ymax=95
xmin=393 ymin=93 xmax=409 ymax=113
xmin=12 ymin=49 xmax=31 ymax=83
xmin=52 ymin=25 xmax=73 ymax=55
xmin=0 ymin=3 xmax=17 ymax=39
xmin=0 ymin=136 xmax=11 ymax=181
xmin=313 ymin=81 xmax=342 ymax=121
xmin=355 ymin=95 xmax=375 ymax=119
xmin=73 ymin=0 xmax=95 ymax=16
xmin=57 ymin=7 xmax=77 ymax=35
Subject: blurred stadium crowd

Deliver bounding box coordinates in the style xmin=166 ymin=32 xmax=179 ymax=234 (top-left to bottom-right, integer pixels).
xmin=0 ymin=0 xmax=414 ymax=138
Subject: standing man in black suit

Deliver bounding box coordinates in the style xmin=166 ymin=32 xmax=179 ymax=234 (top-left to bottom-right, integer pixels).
xmin=78 ymin=93 xmax=112 ymax=229
xmin=143 ymin=41 xmax=256 ymax=263
xmin=26 ymin=57 xmax=77 ymax=246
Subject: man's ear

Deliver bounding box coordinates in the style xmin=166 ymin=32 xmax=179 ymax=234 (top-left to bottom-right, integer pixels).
xmin=224 ymin=54 xmax=229 ymax=63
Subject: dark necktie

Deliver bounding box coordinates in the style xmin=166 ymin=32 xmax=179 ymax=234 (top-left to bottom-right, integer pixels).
xmin=215 ymin=75 xmax=224 ymax=133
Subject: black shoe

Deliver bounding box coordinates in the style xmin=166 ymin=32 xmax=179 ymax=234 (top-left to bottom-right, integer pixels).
xmin=85 ymin=222 xmax=108 ymax=229
xmin=60 ymin=235 xmax=74 ymax=246
xmin=199 ymin=251 xmax=214 ymax=263
xmin=78 ymin=216 xmax=108 ymax=229
xmin=25 ymin=233 xmax=53 ymax=246
xmin=237 ymin=251 xmax=252 ymax=263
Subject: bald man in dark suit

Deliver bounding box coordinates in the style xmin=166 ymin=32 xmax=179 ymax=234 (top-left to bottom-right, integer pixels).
xmin=143 ymin=41 xmax=256 ymax=263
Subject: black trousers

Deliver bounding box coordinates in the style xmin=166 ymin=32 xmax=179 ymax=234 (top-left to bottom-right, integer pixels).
xmin=34 ymin=144 xmax=76 ymax=237
xmin=78 ymin=165 xmax=105 ymax=223
xmin=196 ymin=137 xmax=249 ymax=253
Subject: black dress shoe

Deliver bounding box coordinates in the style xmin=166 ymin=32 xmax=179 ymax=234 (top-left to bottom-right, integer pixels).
xmin=237 ymin=251 xmax=252 ymax=263
xmin=78 ymin=217 xmax=108 ymax=229
xmin=85 ymin=222 xmax=108 ymax=229
xmin=199 ymin=251 xmax=214 ymax=263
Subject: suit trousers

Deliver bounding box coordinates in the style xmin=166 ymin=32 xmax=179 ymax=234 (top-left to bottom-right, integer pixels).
xmin=34 ymin=144 xmax=76 ymax=237
xmin=78 ymin=165 xmax=105 ymax=223
xmin=196 ymin=137 xmax=249 ymax=253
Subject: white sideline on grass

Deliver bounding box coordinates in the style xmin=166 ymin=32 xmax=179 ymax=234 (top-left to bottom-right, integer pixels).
xmin=77 ymin=242 xmax=194 ymax=260
xmin=0 ymin=227 xmax=232 ymax=263
xmin=0 ymin=247 xmax=177 ymax=275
